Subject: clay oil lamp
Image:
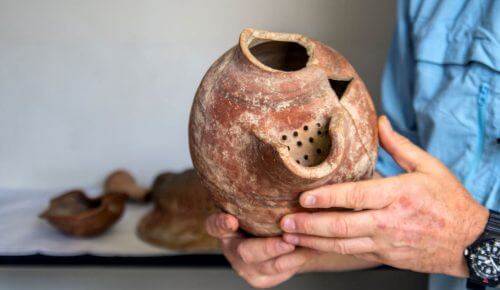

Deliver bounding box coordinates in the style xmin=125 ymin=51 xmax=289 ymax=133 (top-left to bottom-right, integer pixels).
xmin=39 ymin=190 xmax=127 ymax=237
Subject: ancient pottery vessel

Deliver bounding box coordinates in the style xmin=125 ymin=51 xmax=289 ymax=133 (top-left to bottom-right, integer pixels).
xmin=39 ymin=190 xmax=127 ymax=237
xmin=137 ymin=169 xmax=219 ymax=251
xmin=104 ymin=170 xmax=149 ymax=202
xmin=189 ymin=28 xmax=378 ymax=236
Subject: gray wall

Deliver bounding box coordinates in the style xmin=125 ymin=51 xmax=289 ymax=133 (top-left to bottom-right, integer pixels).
xmin=0 ymin=0 xmax=395 ymax=190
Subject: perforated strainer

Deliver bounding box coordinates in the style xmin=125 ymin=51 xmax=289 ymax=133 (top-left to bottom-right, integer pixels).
xmin=280 ymin=118 xmax=332 ymax=167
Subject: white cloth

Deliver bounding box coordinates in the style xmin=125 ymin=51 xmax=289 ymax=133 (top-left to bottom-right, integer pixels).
xmin=0 ymin=188 xmax=196 ymax=256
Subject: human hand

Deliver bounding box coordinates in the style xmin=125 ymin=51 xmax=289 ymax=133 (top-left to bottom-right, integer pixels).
xmin=280 ymin=116 xmax=489 ymax=277
xmin=206 ymin=213 xmax=318 ymax=288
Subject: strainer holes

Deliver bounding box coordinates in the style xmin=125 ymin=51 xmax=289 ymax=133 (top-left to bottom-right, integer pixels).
xmin=304 ymin=155 xmax=309 ymax=160
xmin=303 ymin=125 xmax=308 ymax=131
xmin=316 ymin=148 xmax=322 ymax=154
xmin=317 ymin=130 xmax=322 ymax=135
xmin=316 ymin=123 xmax=321 ymax=127
xmin=309 ymin=137 xmax=314 ymax=143
xmin=287 ymin=146 xmax=290 ymax=151
xmin=296 ymin=160 xmax=300 ymax=164
xmin=297 ymin=141 xmax=302 ymax=147
xmin=282 ymin=135 xmax=287 ymax=141
xmin=293 ymin=131 xmax=298 ymax=137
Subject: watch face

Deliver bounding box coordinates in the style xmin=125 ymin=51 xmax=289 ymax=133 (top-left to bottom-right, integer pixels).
xmin=470 ymin=239 xmax=500 ymax=280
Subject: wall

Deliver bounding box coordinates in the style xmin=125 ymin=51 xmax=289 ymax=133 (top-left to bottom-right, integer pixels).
xmin=0 ymin=0 xmax=395 ymax=190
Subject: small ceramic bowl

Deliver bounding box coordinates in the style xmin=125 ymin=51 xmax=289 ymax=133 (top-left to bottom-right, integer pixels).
xmin=39 ymin=190 xmax=127 ymax=237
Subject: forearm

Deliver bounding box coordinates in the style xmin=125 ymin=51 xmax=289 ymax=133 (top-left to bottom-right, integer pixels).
xmin=299 ymin=252 xmax=381 ymax=273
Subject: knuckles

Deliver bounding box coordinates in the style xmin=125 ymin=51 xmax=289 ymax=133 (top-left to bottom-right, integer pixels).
xmin=271 ymin=259 xmax=287 ymax=274
xmin=236 ymin=243 xmax=252 ymax=264
xmin=263 ymin=239 xmax=280 ymax=258
xmin=301 ymin=217 xmax=315 ymax=235
xmin=329 ymin=216 xmax=349 ymax=237
xmin=331 ymin=240 xmax=349 ymax=255
xmin=348 ymin=183 xmax=366 ymax=208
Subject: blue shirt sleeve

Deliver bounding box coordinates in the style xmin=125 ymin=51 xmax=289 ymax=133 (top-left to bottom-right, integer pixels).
xmin=376 ymin=0 xmax=420 ymax=177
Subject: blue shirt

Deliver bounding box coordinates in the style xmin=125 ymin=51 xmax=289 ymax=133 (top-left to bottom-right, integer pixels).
xmin=377 ymin=0 xmax=500 ymax=289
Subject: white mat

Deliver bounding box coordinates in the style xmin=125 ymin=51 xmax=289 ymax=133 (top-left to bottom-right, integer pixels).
xmin=0 ymin=188 xmax=202 ymax=256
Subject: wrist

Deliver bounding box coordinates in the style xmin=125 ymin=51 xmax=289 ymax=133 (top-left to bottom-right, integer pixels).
xmin=297 ymin=252 xmax=381 ymax=273
xmin=448 ymin=203 xmax=489 ymax=278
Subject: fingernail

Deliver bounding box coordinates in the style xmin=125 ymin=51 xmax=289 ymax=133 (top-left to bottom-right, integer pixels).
xmin=282 ymin=218 xmax=296 ymax=231
xmin=278 ymin=241 xmax=294 ymax=252
xmin=303 ymin=195 xmax=316 ymax=206
xmin=284 ymin=234 xmax=299 ymax=245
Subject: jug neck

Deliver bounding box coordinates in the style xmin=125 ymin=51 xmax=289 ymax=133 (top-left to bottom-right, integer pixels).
xmin=238 ymin=28 xmax=318 ymax=73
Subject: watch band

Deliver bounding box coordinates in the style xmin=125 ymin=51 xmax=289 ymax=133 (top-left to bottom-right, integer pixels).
xmin=485 ymin=210 xmax=500 ymax=237
xmin=467 ymin=280 xmax=500 ymax=289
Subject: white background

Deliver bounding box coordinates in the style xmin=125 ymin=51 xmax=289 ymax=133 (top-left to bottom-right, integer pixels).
xmin=0 ymin=0 xmax=395 ymax=191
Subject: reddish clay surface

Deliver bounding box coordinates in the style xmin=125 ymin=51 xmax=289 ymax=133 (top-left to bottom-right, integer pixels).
xmin=189 ymin=28 xmax=378 ymax=236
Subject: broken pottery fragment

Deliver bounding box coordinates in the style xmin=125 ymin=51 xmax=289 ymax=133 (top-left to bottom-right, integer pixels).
xmin=137 ymin=169 xmax=219 ymax=251
xmin=189 ymin=28 xmax=378 ymax=236
xmin=39 ymin=190 xmax=127 ymax=237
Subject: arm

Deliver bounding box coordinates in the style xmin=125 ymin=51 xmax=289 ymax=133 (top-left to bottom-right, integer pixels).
xmin=299 ymin=252 xmax=380 ymax=273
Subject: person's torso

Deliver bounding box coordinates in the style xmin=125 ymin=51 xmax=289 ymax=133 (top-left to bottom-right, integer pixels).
xmin=405 ymin=1 xmax=499 ymax=289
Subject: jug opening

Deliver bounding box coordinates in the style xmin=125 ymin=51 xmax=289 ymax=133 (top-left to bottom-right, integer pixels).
xmin=280 ymin=118 xmax=332 ymax=167
xmin=249 ymin=40 xmax=309 ymax=72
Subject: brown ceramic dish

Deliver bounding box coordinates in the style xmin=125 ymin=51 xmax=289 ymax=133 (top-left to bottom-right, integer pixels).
xmin=189 ymin=28 xmax=378 ymax=236
xmin=39 ymin=190 xmax=127 ymax=237
xmin=137 ymin=169 xmax=219 ymax=251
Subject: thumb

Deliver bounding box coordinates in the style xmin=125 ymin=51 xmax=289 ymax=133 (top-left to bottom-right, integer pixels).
xmin=378 ymin=115 xmax=435 ymax=173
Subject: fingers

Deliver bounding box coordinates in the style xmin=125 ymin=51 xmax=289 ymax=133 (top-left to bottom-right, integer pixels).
xmin=299 ymin=178 xmax=399 ymax=209
xmin=378 ymin=115 xmax=436 ymax=173
xmin=236 ymin=237 xmax=295 ymax=264
xmin=283 ymin=234 xmax=375 ymax=255
xmin=245 ymin=271 xmax=296 ymax=289
xmin=221 ymin=237 xmax=305 ymax=289
xmin=206 ymin=213 xmax=239 ymax=239
xmin=259 ymin=248 xmax=318 ymax=276
xmin=281 ymin=211 xmax=376 ymax=238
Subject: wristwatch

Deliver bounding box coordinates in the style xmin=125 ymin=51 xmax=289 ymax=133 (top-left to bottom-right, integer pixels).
xmin=465 ymin=209 xmax=500 ymax=289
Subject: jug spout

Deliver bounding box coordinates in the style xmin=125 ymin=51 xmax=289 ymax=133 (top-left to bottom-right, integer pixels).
xmin=251 ymin=107 xmax=349 ymax=189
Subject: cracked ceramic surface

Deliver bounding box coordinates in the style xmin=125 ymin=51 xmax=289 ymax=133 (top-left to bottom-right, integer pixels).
xmin=189 ymin=28 xmax=378 ymax=236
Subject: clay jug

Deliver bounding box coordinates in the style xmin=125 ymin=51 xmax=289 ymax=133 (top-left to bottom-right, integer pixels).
xmin=189 ymin=28 xmax=378 ymax=236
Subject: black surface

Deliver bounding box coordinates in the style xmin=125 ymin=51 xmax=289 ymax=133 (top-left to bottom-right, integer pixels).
xmin=0 ymin=254 xmax=229 ymax=267
xmin=0 ymin=254 xmax=396 ymax=273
